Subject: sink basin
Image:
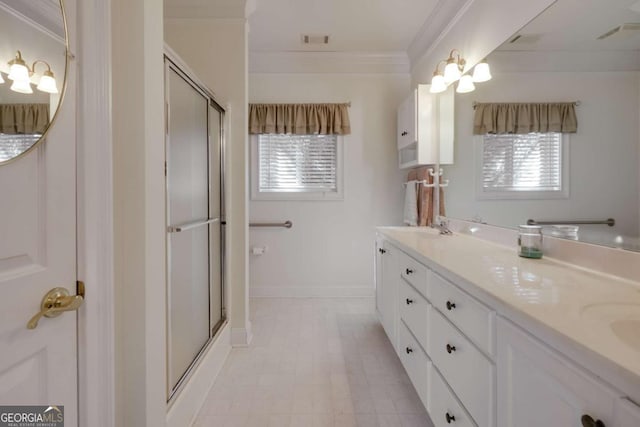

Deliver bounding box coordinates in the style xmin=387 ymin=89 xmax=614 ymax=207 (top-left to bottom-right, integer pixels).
xmin=580 ymin=303 xmax=640 ymax=351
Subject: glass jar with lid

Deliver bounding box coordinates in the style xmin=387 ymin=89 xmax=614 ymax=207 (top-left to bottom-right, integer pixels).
xmin=518 ymin=225 xmax=543 ymax=259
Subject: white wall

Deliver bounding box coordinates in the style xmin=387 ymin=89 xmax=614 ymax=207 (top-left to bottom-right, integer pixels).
xmin=249 ymin=73 xmax=408 ymax=297
xmin=443 ymin=70 xmax=640 ymax=237
xmin=164 ymin=18 xmax=251 ymax=345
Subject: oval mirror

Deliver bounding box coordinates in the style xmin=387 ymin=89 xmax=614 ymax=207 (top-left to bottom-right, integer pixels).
xmin=0 ymin=0 xmax=68 ymax=165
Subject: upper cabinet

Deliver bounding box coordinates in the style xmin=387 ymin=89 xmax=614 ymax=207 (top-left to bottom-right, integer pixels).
xmin=397 ymin=84 xmax=454 ymax=169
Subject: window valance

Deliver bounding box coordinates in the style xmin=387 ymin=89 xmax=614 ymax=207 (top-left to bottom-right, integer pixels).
xmin=0 ymin=103 xmax=50 ymax=135
xmin=249 ymin=103 xmax=351 ymax=135
xmin=473 ymin=102 xmax=577 ymax=135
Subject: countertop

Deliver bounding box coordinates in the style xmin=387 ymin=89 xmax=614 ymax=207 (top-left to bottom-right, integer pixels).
xmin=377 ymin=226 xmax=640 ymax=394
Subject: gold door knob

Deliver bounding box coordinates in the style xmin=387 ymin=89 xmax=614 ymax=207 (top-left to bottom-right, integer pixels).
xmin=27 ymin=287 xmax=84 ymax=329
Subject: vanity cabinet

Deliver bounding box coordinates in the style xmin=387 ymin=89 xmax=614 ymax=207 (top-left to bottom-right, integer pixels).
xmin=396 ymin=85 xmax=454 ymax=169
xmin=375 ymin=233 xmax=640 ymax=427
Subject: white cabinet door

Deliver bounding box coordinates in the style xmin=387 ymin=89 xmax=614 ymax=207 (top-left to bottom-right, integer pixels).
xmin=375 ymin=237 xmax=384 ymax=318
xmin=614 ymin=398 xmax=640 ymax=427
xmin=498 ymin=318 xmax=617 ymax=427
xmin=397 ymin=91 xmax=416 ymax=150
xmin=379 ymin=242 xmax=399 ymax=347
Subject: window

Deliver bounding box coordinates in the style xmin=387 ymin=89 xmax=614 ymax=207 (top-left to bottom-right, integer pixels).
xmin=477 ymin=132 xmax=568 ymax=199
xmin=0 ymin=134 xmax=40 ymax=162
xmin=251 ymin=134 xmax=343 ymax=200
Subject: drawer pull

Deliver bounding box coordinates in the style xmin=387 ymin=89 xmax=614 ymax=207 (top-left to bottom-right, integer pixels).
xmin=405 ymin=268 xmax=414 ymax=275
xmin=405 ymin=347 xmax=413 ymax=354
xmin=379 ymin=248 xmax=386 ymax=254
xmin=446 ymin=301 xmax=456 ymax=310
xmin=401 ymin=131 xmax=408 ymax=136
xmin=446 ymin=344 xmax=457 ymax=354
xmin=581 ymin=415 xmax=605 ymax=427
xmin=446 ymin=412 xmax=456 ymax=423
xmin=406 ymin=298 xmax=414 ymax=305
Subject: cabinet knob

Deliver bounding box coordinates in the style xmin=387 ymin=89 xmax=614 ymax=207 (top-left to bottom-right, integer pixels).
xmin=406 ymin=298 xmax=414 ymax=305
xmin=446 ymin=412 xmax=456 ymax=423
xmin=446 ymin=344 xmax=456 ymax=354
xmin=581 ymin=415 xmax=605 ymax=427
xmin=405 ymin=347 xmax=413 ymax=354
xmin=446 ymin=301 xmax=456 ymax=311
xmin=405 ymin=268 xmax=413 ymax=275
xmin=401 ymin=131 xmax=408 ymax=136
xmin=379 ymin=248 xmax=386 ymax=254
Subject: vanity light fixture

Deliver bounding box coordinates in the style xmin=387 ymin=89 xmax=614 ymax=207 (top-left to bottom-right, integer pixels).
xmin=6 ymin=50 xmax=58 ymax=95
xmin=429 ymin=49 xmax=492 ymax=94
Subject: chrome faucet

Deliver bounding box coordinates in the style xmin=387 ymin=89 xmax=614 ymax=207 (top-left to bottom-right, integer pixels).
xmin=437 ymin=219 xmax=453 ymax=235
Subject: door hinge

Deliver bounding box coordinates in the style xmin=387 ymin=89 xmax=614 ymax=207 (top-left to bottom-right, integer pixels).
xmin=76 ymin=280 xmax=85 ymax=298
xmin=164 ymin=161 xmax=167 ymax=177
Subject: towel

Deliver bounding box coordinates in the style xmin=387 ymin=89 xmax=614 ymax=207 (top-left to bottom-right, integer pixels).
xmin=408 ymin=167 xmax=446 ymax=226
xmin=403 ymin=180 xmax=418 ymax=226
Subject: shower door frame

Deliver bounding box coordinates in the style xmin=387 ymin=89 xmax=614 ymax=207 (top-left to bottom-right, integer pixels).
xmin=163 ymin=53 xmax=227 ymax=402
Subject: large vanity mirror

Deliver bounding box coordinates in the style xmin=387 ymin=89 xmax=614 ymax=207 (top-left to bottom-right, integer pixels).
xmin=0 ymin=0 xmax=68 ymax=165
xmin=442 ymin=0 xmax=640 ymax=251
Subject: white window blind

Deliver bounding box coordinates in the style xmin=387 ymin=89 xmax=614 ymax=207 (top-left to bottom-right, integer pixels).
xmin=0 ymin=133 xmax=41 ymax=162
xmin=258 ymin=134 xmax=338 ymax=193
xmin=482 ymin=132 xmax=562 ymax=192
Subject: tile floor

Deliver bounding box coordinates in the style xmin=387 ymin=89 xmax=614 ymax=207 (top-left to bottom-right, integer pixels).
xmin=194 ymin=298 xmax=434 ymax=427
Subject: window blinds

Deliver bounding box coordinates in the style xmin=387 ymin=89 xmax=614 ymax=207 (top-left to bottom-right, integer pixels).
xmin=258 ymin=134 xmax=338 ymax=192
xmin=481 ymin=133 xmax=562 ymax=192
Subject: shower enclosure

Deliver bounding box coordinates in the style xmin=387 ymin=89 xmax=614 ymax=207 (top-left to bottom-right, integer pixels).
xmin=164 ymin=55 xmax=226 ymax=400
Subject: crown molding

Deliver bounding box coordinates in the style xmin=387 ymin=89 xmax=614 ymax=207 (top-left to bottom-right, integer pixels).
xmin=407 ymin=0 xmax=472 ymax=64
xmin=0 ymin=0 xmax=65 ymax=42
xmin=249 ymin=51 xmax=410 ymax=74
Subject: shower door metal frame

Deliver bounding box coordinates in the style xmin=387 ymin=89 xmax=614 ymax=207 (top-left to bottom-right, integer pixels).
xmin=164 ymin=53 xmax=227 ymax=402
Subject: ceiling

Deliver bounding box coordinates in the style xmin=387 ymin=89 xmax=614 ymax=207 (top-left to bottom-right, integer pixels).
xmin=498 ymin=0 xmax=640 ymax=51
xmin=248 ymin=0 xmax=440 ymax=53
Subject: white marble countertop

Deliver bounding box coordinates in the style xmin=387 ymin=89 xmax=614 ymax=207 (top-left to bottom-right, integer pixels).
xmin=377 ymin=226 xmax=640 ymax=396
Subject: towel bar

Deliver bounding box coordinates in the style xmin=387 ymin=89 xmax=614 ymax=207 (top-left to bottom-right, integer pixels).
xmin=249 ymin=220 xmax=293 ymax=229
xmin=527 ymin=218 xmax=615 ymax=227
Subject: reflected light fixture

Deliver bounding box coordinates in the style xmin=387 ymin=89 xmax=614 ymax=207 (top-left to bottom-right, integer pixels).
xmin=429 ymin=49 xmax=492 ymax=94
xmin=472 ymin=59 xmax=492 ymax=83
xmin=6 ymin=50 xmax=58 ymax=94
xmin=0 ymin=71 xmax=4 ymax=84
xmin=456 ymin=74 xmax=476 ymax=93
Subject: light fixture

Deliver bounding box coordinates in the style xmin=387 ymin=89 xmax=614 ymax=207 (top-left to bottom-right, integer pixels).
xmin=443 ymin=49 xmax=465 ymax=84
xmin=0 ymin=71 xmax=4 ymax=84
xmin=5 ymin=51 xmax=58 ymax=95
xmin=472 ymin=59 xmax=492 ymax=83
xmin=429 ymin=60 xmax=448 ymax=94
xmin=456 ymin=74 xmax=476 ymax=93
xmin=8 ymin=51 xmax=30 ymax=84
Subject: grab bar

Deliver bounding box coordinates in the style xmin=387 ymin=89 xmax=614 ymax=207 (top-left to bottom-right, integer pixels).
xmin=249 ymin=220 xmax=293 ymax=229
xmin=527 ymin=218 xmax=615 ymax=227
xmin=167 ymin=218 xmax=219 ymax=233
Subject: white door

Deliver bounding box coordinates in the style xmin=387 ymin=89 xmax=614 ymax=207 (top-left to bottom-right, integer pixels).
xmin=0 ymin=4 xmax=78 ymax=423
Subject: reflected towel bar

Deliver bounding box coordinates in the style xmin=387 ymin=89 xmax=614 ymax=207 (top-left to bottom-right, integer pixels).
xmin=167 ymin=218 xmax=220 ymax=233
xmin=250 ymin=220 xmax=293 ymax=229
xmin=527 ymin=218 xmax=615 ymax=227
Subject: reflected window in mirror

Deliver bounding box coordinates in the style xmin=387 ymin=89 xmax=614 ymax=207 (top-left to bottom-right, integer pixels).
xmin=477 ymin=132 xmax=568 ymax=200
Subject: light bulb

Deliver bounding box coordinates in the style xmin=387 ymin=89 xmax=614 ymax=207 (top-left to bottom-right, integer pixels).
xmin=472 ymin=61 xmax=492 ymax=83
xmin=11 ymin=78 xmax=33 ymax=94
xmin=456 ymin=75 xmax=475 ymax=93
xmin=8 ymin=62 xmax=29 ymax=82
xmin=443 ymin=61 xmax=462 ymax=84
xmin=37 ymin=70 xmax=58 ymax=94
xmin=430 ymin=74 xmax=447 ymax=94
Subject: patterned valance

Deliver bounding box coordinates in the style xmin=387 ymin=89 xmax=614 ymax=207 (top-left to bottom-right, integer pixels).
xmin=0 ymin=103 xmax=50 ymax=134
xmin=249 ymin=103 xmax=351 ymax=135
xmin=473 ymin=102 xmax=577 ymax=135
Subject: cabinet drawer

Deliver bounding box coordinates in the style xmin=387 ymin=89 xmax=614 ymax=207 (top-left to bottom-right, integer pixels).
xmin=398 ymin=251 xmax=428 ymax=298
xmin=428 ymin=271 xmax=494 ymax=356
xmin=399 ymin=278 xmax=429 ymax=351
xmin=428 ymin=364 xmax=477 ymax=427
xmin=429 ymin=308 xmax=494 ymax=427
xmin=398 ymin=321 xmax=429 ymax=409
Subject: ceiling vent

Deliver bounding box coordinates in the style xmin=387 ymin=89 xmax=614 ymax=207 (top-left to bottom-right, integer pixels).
xmin=508 ymin=34 xmax=542 ymax=44
xmin=301 ymin=34 xmax=330 ymax=45
xmin=598 ymin=23 xmax=640 ymax=40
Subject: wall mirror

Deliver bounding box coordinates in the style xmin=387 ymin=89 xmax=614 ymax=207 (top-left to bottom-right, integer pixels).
xmin=0 ymin=0 xmax=68 ymax=165
xmin=442 ymin=0 xmax=640 ymax=251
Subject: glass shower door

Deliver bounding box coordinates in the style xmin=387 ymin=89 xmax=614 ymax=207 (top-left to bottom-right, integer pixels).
xmin=166 ymin=62 xmax=224 ymax=398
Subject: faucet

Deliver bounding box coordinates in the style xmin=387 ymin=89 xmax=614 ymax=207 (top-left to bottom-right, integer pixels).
xmin=437 ymin=219 xmax=453 ymax=235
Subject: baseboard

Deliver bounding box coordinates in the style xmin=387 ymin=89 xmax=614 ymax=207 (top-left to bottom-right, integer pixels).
xmin=231 ymin=321 xmax=253 ymax=347
xmin=166 ymin=324 xmax=231 ymax=427
xmin=250 ymin=286 xmax=375 ymax=298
